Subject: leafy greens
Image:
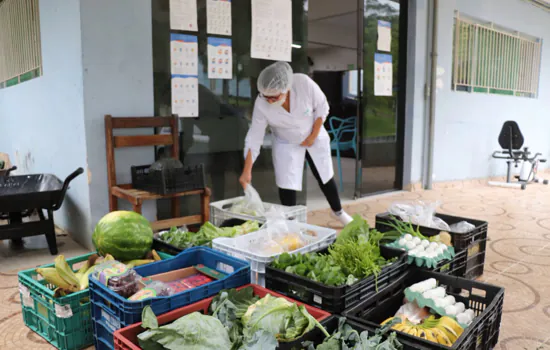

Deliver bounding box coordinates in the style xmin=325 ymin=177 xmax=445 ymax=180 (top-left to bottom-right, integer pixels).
xmin=160 ymin=221 xmax=260 ymax=249
xmin=138 ymin=286 xmax=329 ymax=350
xmin=271 ymin=215 xmax=398 ymax=287
xmin=138 ymin=308 xmax=232 ymax=350
xmin=303 ymin=317 xmax=403 ymax=350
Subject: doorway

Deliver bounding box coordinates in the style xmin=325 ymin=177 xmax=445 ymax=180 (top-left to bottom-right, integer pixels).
xmin=305 ymin=0 xmax=407 ymax=209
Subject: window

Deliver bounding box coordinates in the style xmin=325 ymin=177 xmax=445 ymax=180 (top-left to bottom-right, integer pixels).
xmin=345 ymin=70 xmax=363 ymax=98
xmin=0 ymin=0 xmax=42 ymax=89
xmin=452 ymin=13 xmax=542 ymax=98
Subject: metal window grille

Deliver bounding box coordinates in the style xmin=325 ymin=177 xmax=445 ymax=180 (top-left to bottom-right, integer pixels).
xmin=452 ymin=12 xmax=542 ymax=98
xmin=0 ymin=0 xmax=42 ymax=89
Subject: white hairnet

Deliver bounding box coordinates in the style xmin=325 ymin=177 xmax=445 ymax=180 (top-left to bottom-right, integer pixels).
xmin=257 ymin=62 xmax=294 ymax=96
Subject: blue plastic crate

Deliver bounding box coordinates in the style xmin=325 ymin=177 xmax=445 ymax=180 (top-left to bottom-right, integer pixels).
xmin=89 ymin=246 xmax=250 ymax=349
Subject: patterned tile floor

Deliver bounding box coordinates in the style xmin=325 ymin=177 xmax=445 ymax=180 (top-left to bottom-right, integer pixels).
xmin=2 ymin=184 xmax=550 ymax=349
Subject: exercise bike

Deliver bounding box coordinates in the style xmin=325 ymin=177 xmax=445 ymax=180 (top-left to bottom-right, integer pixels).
xmin=488 ymin=121 xmax=548 ymax=190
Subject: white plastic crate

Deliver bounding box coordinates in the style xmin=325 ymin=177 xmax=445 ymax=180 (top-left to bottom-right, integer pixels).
xmin=210 ymin=196 xmax=307 ymax=226
xmin=212 ymin=221 xmax=336 ymax=287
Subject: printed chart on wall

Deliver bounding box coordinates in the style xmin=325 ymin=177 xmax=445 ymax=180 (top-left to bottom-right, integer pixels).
xmin=208 ymin=37 xmax=233 ymax=79
xmin=374 ymin=53 xmax=392 ymax=96
xmin=170 ymin=0 xmax=198 ymax=31
xmin=170 ymin=34 xmax=199 ymax=117
xmin=251 ymin=0 xmax=292 ymax=62
xmin=172 ymin=75 xmax=199 ymax=117
xmin=377 ymin=20 xmax=391 ymax=52
xmin=171 ymin=33 xmax=198 ymax=75
xmin=207 ymin=0 xmax=232 ymax=35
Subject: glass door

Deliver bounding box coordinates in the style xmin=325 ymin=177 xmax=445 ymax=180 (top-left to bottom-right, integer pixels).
xmin=357 ymin=0 xmax=407 ymax=196
xmin=152 ymin=0 xmax=309 ymax=220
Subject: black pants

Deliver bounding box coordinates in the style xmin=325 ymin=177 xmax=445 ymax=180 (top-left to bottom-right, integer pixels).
xmin=279 ymin=152 xmax=342 ymax=212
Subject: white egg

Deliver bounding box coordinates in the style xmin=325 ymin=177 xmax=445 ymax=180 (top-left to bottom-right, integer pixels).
xmin=455 ymin=302 xmax=465 ymax=314
xmin=425 ymin=246 xmax=434 ymax=253
xmin=434 ymin=297 xmax=447 ymax=308
xmin=435 ymin=247 xmax=444 ymax=256
xmin=398 ymin=238 xmax=407 ymax=246
xmin=412 ymin=237 xmax=421 ymax=245
xmin=443 ymin=295 xmax=456 ymax=305
xmin=465 ymin=309 xmax=475 ymax=318
xmin=431 ymin=287 xmax=446 ymax=299
xmin=445 ymin=305 xmax=458 ymax=316
xmin=404 ymin=234 xmax=413 ymax=241
xmin=456 ymin=312 xmax=470 ymax=325
xmin=406 ymin=241 xmax=416 ymax=250
xmin=415 ymin=245 xmax=426 ymax=252
xmin=421 ymin=240 xmax=430 ymax=248
xmin=439 ymin=243 xmax=448 ymax=250
xmin=410 ymin=279 xmax=436 ymax=293
xmin=429 ymin=242 xmax=440 ymax=250
xmin=422 ymin=290 xmax=434 ymax=299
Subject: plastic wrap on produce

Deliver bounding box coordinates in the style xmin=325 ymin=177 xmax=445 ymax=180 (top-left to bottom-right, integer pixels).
xmin=129 ymin=281 xmax=174 ymax=301
xmin=249 ymin=208 xmax=306 ymax=255
xmin=92 ymin=260 xmax=142 ymax=298
xmin=449 ymin=221 xmax=475 ymax=233
xmin=230 ymin=184 xmax=266 ymax=216
xmin=389 ymin=200 xmax=451 ymax=231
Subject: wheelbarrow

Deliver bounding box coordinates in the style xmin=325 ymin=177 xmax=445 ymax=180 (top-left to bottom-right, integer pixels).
xmin=0 ymin=167 xmax=84 ymax=255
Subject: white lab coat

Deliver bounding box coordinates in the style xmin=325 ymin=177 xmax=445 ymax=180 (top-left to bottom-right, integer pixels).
xmin=244 ymin=73 xmax=334 ymax=191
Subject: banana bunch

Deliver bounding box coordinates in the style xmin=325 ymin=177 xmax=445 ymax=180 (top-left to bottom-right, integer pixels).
xmin=36 ymin=250 xmax=163 ymax=297
xmin=382 ymin=315 xmax=464 ymax=346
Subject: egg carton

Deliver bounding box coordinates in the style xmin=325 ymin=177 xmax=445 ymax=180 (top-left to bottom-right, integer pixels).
xmin=404 ymin=280 xmax=474 ymax=328
xmin=387 ymin=235 xmax=456 ymax=269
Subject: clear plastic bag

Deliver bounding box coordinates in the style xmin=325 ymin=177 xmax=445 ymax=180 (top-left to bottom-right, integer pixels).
xmin=230 ymin=184 xmax=266 ymax=216
xmin=92 ymin=260 xmax=142 ymax=298
xmin=449 ymin=221 xmax=475 ymax=233
xmin=257 ymin=208 xmax=307 ymax=254
xmin=394 ymin=302 xmax=431 ymax=325
xmin=128 ymin=281 xmax=174 ymax=301
xmin=389 ymin=200 xmax=450 ymax=231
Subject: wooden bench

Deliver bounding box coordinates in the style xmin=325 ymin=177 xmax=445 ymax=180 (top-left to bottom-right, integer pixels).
xmin=105 ymin=115 xmax=210 ymax=231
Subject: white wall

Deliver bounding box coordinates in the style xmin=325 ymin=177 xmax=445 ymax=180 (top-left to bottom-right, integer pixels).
xmin=410 ymin=0 xmax=550 ymax=184
xmin=0 ymin=0 xmax=92 ymax=245
xmin=80 ymin=0 xmax=156 ymax=240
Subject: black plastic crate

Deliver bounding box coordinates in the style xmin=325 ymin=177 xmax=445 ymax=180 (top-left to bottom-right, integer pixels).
xmin=376 ymin=212 xmax=488 ymax=279
xmin=131 ymin=163 xmax=205 ymax=195
xmin=265 ymin=245 xmax=408 ymax=313
xmin=342 ymin=269 xmax=505 ymax=350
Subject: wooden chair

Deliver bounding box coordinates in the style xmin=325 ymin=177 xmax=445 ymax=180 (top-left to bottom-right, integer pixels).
xmin=105 ymin=115 xmax=210 ymax=231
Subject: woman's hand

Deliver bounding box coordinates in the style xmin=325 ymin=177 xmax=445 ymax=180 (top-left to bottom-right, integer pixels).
xmin=239 ymin=170 xmax=252 ymax=189
xmin=300 ymin=135 xmax=316 ymax=147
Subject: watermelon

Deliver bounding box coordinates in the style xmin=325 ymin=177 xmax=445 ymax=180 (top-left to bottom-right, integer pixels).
xmin=92 ymin=211 xmax=153 ymax=261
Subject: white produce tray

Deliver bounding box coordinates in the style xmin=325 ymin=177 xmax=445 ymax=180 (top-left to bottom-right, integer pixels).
xmin=212 ymin=221 xmax=336 ymax=280
xmin=210 ymin=196 xmax=307 ymax=226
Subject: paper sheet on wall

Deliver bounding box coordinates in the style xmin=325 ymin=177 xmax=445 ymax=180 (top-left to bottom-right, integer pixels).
xmin=170 ymin=0 xmax=198 ymax=31
xmin=170 ymin=34 xmax=198 ymax=76
xmin=172 ymin=75 xmax=199 ymax=118
xmin=208 ymin=37 xmax=233 ymax=79
xmin=207 ymin=0 xmax=232 ymax=35
xmin=377 ymin=20 xmax=391 ymax=52
xmin=251 ymin=0 xmax=292 ymax=62
xmin=374 ymin=53 xmax=392 ymax=96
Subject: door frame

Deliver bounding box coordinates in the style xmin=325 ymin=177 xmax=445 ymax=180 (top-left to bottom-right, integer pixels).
xmin=354 ymin=0 xmax=409 ymax=198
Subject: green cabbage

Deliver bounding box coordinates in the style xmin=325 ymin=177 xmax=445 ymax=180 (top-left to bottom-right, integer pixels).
xmin=242 ymin=294 xmax=329 ymax=342
xmin=138 ymin=308 xmax=232 ymax=350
